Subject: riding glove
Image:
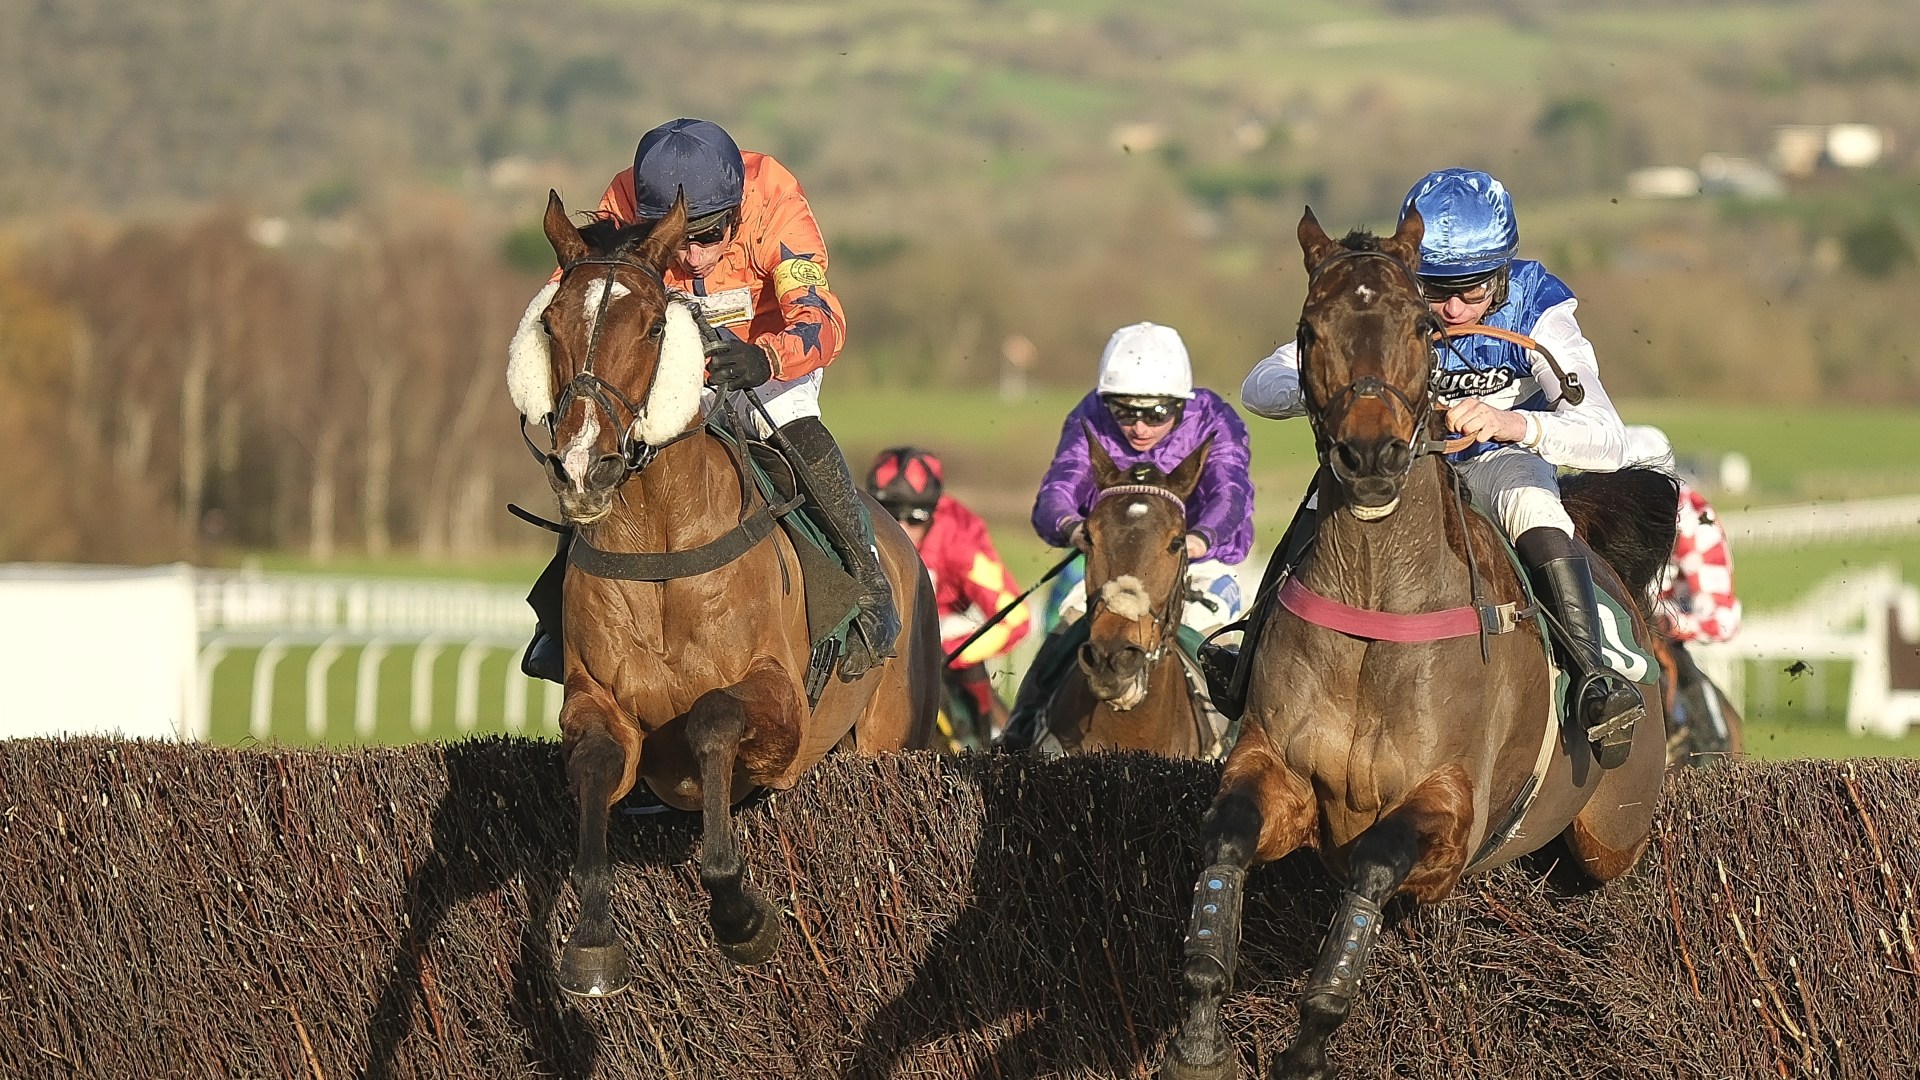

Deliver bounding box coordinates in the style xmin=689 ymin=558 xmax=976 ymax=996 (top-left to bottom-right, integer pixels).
xmin=706 ymin=336 xmax=775 ymax=391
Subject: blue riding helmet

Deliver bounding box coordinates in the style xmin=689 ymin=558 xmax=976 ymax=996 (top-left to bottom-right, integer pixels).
xmin=632 ymin=118 xmax=746 ymax=220
xmin=1400 ymin=168 xmax=1519 ymax=279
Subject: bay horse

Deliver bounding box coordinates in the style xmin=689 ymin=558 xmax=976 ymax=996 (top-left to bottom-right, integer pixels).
xmin=521 ymin=191 xmax=939 ymax=996
xmin=1161 ymin=209 xmax=1674 ymax=1079
xmin=1036 ymin=431 xmax=1221 ymax=759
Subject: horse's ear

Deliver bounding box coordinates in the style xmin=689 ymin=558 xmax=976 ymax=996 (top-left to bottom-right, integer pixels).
xmin=1083 ymin=421 xmax=1123 ymax=489
xmin=1165 ymin=434 xmax=1213 ymax=500
xmin=1383 ymin=207 xmax=1424 ymax=270
xmin=543 ymin=190 xmax=589 ymax=269
xmin=1298 ymin=206 xmax=1340 ymax=274
xmin=638 ymin=191 xmax=689 ymax=273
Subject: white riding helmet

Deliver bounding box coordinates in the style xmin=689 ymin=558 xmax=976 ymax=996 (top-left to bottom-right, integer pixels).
xmin=1096 ymin=321 xmax=1195 ymax=400
xmin=1621 ymin=424 xmax=1677 ymax=474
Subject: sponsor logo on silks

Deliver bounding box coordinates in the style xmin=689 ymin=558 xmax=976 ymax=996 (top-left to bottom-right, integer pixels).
xmin=691 ymin=286 xmax=754 ymax=328
xmin=1205 ymin=574 xmax=1242 ymax=616
xmin=773 ymin=257 xmax=828 ymax=295
xmin=1433 ymin=367 xmax=1516 ymax=399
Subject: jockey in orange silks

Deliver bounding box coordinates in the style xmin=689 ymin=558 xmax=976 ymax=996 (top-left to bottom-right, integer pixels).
xmin=510 ymin=118 xmax=896 ymax=683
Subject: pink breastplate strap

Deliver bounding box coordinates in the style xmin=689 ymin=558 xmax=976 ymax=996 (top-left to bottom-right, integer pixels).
xmin=1278 ymin=576 xmax=1482 ymax=642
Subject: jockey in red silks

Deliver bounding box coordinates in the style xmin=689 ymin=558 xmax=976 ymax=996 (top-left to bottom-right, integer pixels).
xmin=1238 ymin=169 xmax=1645 ymax=768
xmin=865 ymin=447 xmax=1031 ymax=739
xmin=509 ymin=117 xmax=897 ymax=684
xmin=1001 ymin=321 xmax=1255 ymax=749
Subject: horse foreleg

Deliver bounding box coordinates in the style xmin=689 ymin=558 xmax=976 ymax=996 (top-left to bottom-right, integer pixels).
xmin=686 ymin=668 xmax=795 ymax=965
xmin=1164 ymin=727 xmax=1317 ymax=1080
xmin=1275 ymin=765 xmax=1473 ymax=1080
xmin=557 ymin=706 xmax=640 ymax=998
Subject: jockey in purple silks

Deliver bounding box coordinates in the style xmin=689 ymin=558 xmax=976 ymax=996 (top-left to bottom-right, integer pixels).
xmin=1001 ymin=321 xmax=1255 ymax=750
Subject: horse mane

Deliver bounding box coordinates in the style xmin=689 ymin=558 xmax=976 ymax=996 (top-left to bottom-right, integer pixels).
xmin=577 ymin=215 xmax=657 ymax=258
xmin=1337 ymin=229 xmax=1384 ymax=253
xmin=1561 ymin=466 xmax=1681 ymax=615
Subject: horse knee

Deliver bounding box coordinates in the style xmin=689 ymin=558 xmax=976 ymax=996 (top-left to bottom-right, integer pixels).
xmin=566 ymin=731 xmax=629 ymax=802
xmin=1199 ymin=791 xmax=1265 ymax=866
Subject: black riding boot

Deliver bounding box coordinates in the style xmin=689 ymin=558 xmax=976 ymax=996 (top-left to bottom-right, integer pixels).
xmin=781 ymin=416 xmax=900 ymax=680
xmin=521 ymin=527 xmax=571 ymax=684
xmin=999 ymin=621 xmax=1081 ymax=751
xmin=1517 ymin=527 xmax=1645 ymax=770
xmin=1668 ymin=639 xmax=1730 ymax=756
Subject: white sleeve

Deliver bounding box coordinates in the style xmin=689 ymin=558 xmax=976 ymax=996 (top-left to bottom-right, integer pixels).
xmin=1242 ymin=341 xmax=1306 ymax=420
xmin=1526 ymin=299 xmax=1626 ymax=471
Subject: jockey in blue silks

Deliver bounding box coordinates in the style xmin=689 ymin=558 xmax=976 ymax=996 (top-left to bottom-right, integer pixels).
xmin=1234 ymin=169 xmax=1644 ymax=768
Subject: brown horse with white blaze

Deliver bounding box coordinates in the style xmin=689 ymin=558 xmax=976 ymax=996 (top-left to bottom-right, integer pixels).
xmin=1161 ymin=209 xmax=1674 ymax=1079
xmin=524 ymin=191 xmax=939 ymax=997
xmin=1038 ymin=431 xmax=1219 ymax=758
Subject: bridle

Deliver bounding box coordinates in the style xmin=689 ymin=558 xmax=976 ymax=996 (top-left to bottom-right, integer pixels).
xmin=520 ymin=252 xmax=697 ymax=482
xmin=1297 ymin=247 xmax=1453 ymax=478
xmin=1086 ymin=482 xmax=1191 ymax=668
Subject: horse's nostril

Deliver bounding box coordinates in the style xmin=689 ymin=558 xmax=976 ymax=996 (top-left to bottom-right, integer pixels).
xmin=1336 ymin=442 xmax=1367 ymax=475
xmin=1382 ymin=439 xmax=1411 ymax=474
xmin=587 ymin=455 xmax=626 ymax=490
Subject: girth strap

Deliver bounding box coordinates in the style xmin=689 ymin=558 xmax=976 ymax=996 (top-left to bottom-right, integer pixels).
xmin=568 ymin=493 xmax=804 ymax=581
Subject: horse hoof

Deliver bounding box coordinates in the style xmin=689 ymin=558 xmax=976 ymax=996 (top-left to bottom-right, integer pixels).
xmin=558 ymin=942 xmax=632 ymax=998
xmin=1161 ymin=1050 xmax=1238 ymax=1080
xmin=716 ymin=896 xmax=783 ymax=966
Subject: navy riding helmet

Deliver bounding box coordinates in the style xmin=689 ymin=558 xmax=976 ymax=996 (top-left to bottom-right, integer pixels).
xmin=632 ymin=118 xmax=747 ymax=220
xmin=1400 ymin=168 xmax=1519 ymax=280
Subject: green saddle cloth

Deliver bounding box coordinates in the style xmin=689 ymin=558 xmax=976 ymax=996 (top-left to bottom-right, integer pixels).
xmin=734 ymin=434 xmax=862 ymax=702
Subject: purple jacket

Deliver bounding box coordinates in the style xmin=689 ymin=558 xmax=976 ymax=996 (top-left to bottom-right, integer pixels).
xmin=1031 ymin=389 xmax=1254 ymax=564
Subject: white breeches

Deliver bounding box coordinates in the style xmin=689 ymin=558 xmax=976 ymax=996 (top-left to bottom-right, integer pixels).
xmin=704 ymin=368 xmax=825 ymax=435
xmin=1056 ymin=558 xmax=1245 ymax=636
xmin=1453 ymin=446 xmax=1574 ymax=538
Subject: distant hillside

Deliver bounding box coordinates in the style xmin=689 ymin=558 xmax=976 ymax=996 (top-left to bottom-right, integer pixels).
xmin=1 ymin=0 xmax=1918 ymax=563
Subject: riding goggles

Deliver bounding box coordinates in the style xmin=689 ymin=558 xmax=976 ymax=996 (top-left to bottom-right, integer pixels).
xmin=683 ymin=209 xmax=735 ymax=247
xmin=1417 ymin=269 xmax=1503 ymax=305
xmin=1103 ymin=397 xmax=1183 ymax=427
xmin=882 ymin=501 xmax=934 ymax=525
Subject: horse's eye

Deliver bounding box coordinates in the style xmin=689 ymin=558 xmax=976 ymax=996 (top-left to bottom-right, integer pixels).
xmin=1168 ymin=537 xmax=1184 ymax=555
xmin=1297 ymin=320 xmax=1316 ymax=345
xmin=647 ymin=317 xmax=665 ymax=341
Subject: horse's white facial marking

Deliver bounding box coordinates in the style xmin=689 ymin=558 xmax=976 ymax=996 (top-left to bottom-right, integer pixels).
xmin=1100 ymin=576 xmax=1153 ymax=621
xmin=1126 ymin=501 xmax=1150 ymax=519
xmin=1355 ymin=284 xmax=1377 ymax=304
xmin=561 ymin=410 xmax=602 ymax=491
xmin=582 ymin=279 xmax=631 ymax=314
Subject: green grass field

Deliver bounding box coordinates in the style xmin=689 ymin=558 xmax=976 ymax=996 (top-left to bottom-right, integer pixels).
xmin=229 ymin=391 xmax=1920 ymax=759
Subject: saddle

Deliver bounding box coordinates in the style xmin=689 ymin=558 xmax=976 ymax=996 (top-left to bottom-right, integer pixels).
xmin=738 ymin=436 xmax=864 ymax=704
